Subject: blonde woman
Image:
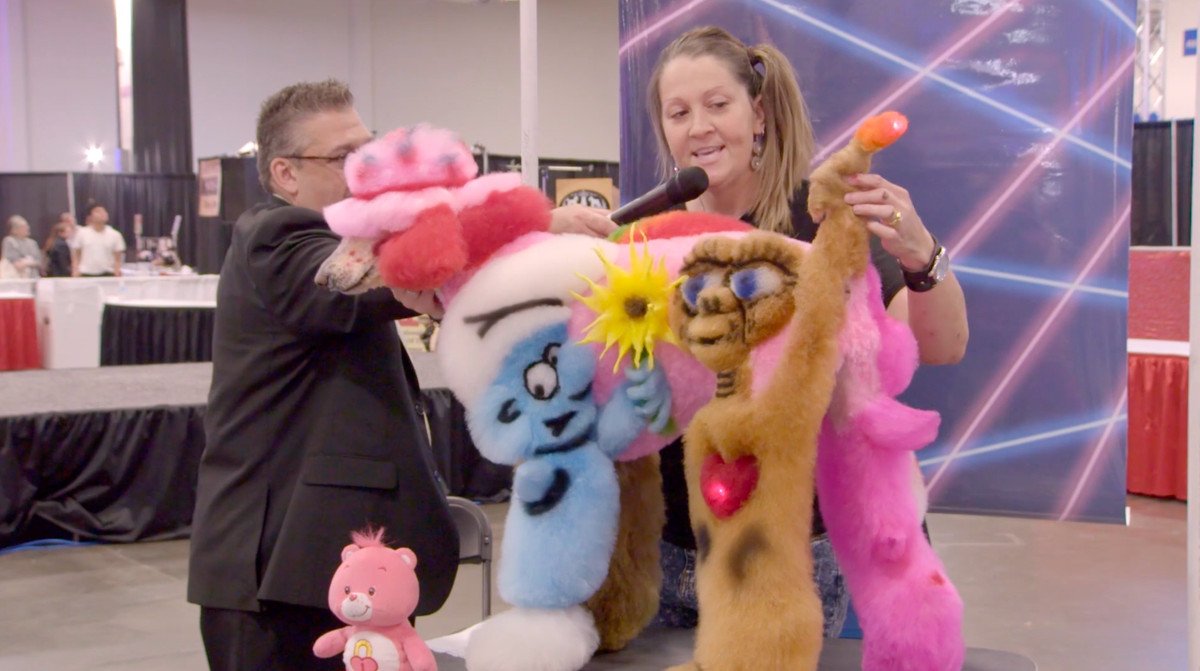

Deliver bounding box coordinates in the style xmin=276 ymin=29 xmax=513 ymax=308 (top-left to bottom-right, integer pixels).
xmin=646 ymin=26 xmax=968 ymax=634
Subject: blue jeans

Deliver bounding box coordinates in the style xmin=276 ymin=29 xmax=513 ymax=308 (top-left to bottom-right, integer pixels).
xmin=653 ymin=535 xmax=849 ymax=638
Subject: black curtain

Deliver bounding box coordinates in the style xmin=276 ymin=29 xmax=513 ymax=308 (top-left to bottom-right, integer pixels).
xmin=131 ymin=0 xmax=193 ymax=174
xmin=1176 ymin=120 xmax=1193 ymax=246
xmin=1132 ymin=120 xmax=1193 ymax=246
xmin=0 ymin=174 xmax=71 ymax=246
xmin=193 ymin=156 xmax=269 ymax=274
xmin=73 ymin=173 xmax=198 ymax=266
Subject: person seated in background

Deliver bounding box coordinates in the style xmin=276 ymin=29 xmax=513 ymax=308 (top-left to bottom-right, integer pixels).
xmin=2 ymin=215 xmax=43 ymax=278
xmin=70 ymin=203 xmax=126 ymax=277
xmin=42 ymin=220 xmax=75 ymax=278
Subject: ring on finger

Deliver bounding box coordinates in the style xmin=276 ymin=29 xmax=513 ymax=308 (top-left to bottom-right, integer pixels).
xmin=887 ymin=210 xmax=903 ymax=227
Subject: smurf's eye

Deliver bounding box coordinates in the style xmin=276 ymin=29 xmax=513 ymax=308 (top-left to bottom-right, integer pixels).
xmin=524 ymin=361 xmax=559 ymax=401
xmin=368 ymin=587 xmax=376 ymax=596
xmin=542 ymin=343 xmax=560 ymax=366
xmin=344 ymin=586 xmax=351 ymax=595
xmin=730 ymin=266 xmax=784 ymax=303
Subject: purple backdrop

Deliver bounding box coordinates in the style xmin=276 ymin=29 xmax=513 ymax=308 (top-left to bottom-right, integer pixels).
xmin=619 ymin=0 xmax=1134 ymax=523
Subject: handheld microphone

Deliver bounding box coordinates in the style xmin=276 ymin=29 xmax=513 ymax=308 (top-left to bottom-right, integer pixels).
xmin=610 ymin=166 xmax=708 ymax=225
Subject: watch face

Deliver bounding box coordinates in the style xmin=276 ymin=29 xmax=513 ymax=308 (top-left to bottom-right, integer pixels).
xmin=931 ymin=248 xmax=950 ymax=282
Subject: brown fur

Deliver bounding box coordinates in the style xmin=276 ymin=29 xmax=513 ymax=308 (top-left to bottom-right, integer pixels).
xmin=665 ymin=136 xmax=879 ymax=671
xmin=585 ymin=455 xmax=665 ymax=652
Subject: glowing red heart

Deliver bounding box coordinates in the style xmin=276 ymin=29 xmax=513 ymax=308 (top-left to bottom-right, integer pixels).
xmin=350 ymin=655 xmax=379 ymax=671
xmin=700 ymin=453 xmax=759 ymax=519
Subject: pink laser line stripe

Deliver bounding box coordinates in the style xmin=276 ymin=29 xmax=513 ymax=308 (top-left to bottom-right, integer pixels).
xmin=1056 ymin=389 xmax=1128 ymax=520
xmin=618 ymin=0 xmax=711 ymax=57
xmin=811 ymin=3 xmax=1019 ymax=163
xmin=925 ymin=203 xmax=1131 ymax=492
xmin=947 ymin=53 xmax=1134 ymax=257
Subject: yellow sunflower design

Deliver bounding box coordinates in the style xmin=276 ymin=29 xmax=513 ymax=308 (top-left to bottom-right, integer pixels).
xmin=573 ymin=230 xmax=683 ymax=373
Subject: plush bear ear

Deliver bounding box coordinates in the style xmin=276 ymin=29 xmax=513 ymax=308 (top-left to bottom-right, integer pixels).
xmin=395 ymin=547 xmax=418 ymax=568
xmin=341 ymin=544 xmax=361 ymax=562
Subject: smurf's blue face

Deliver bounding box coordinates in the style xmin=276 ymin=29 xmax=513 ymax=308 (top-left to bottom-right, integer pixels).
xmin=469 ymin=323 xmax=598 ymax=464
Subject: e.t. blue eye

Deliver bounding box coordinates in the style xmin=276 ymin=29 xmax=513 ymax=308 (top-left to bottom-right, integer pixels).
xmin=730 ymin=267 xmax=783 ymax=302
xmin=682 ymin=273 xmax=715 ymax=308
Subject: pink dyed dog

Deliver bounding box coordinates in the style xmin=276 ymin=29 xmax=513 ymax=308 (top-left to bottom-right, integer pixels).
xmin=817 ymin=267 xmax=964 ymax=671
xmin=314 ymin=529 xmax=437 ymax=671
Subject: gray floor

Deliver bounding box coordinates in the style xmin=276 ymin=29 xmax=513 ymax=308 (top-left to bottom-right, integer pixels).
xmin=0 ymin=496 xmax=1187 ymax=671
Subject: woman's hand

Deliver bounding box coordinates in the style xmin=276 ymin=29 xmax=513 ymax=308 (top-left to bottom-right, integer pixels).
xmin=843 ymin=173 xmax=937 ymax=271
xmin=549 ymin=204 xmax=618 ymax=238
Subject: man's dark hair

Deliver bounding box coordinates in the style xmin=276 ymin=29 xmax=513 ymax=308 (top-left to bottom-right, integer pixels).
xmin=256 ymin=79 xmax=355 ymax=192
xmin=83 ymin=202 xmax=106 ymax=221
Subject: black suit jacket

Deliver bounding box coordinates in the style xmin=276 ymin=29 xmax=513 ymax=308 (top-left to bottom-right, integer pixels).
xmin=187 ymin=198 xmax=459 ymax=614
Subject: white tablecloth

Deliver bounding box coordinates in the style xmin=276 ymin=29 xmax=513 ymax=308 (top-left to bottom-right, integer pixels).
xmin=34 ymin=276 xmax=220 ymax=369
xmin=0 ymin=279 xmax=37 ymax=298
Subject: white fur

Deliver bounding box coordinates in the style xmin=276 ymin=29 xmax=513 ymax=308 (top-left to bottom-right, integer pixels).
xmin=465 ymin=606 xmax=599 ymax=671
xmin=340 ymin=594 xmax=374 ymax=622
xmin=437 ymin=233 xmax=606 ymax=408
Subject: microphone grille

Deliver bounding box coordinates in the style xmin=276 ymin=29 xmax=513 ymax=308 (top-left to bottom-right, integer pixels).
xmin=668 ymin=166 xmax=709 ymax=202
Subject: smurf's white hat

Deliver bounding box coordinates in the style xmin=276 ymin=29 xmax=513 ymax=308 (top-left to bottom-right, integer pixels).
xmin=436 ymin=233 xmax=606 ymax=408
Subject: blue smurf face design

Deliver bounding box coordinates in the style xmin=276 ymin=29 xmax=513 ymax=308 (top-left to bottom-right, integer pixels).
xmin=470 ymin=323 xmax=599 ymax=464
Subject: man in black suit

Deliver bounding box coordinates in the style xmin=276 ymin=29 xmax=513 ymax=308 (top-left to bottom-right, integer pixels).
xmin=187 ymin=80 xmax=458 ymax=670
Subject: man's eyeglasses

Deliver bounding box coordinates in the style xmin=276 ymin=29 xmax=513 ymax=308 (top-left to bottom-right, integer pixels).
xmin=283 ymin=153 xmax=351 ymax=169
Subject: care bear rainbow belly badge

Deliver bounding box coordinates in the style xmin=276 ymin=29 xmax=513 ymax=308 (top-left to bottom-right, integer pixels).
xmin=316 ymin=117 xmax=964 ymax=671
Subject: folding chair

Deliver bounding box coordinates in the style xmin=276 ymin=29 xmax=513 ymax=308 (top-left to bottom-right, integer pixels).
xmin=446 ymin=496 xmax=493 ymax=619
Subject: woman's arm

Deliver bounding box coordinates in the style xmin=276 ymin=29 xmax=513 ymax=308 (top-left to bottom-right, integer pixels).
xmin=844 ymin=173 xmax=968 ymax=365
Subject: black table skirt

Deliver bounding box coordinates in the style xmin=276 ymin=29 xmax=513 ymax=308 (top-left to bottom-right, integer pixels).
xmin=101 ymin=303 xmax=215 ymax=366
xmin=0 ymin=405 xmax=206 ymax=547
xmin=0 ymin=359 xmax=508 ymax=549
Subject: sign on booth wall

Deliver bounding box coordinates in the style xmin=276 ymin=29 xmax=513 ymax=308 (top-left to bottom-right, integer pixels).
xmin=619 ymin=0 xmax=1133 ymax=523
xmin=1185 ymin=29 xmax=1197 ymax=57
xmin=555 ymin=177 xmax=618 ymax=210
xmin=198 ymin=159 xmax=222 ymax=218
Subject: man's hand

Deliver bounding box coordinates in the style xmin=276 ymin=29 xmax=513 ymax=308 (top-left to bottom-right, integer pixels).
xmin=549 ymin=204 xmax=617 ymax=238
xmin=390 ymin=287 xmax=444 ymax=320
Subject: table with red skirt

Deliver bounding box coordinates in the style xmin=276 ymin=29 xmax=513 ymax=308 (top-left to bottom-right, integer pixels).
xmin=0 ymin=296 xmax=41 ymax=371
xmin=1126 ymin=249 xmax=1188 ymax=500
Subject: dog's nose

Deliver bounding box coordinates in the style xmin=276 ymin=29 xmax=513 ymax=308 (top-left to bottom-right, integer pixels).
xmin=543 ymin=411 xmax=576 ymax=438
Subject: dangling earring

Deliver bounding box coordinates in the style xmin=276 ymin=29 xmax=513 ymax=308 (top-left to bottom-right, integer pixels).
xmin=750 ymin=133 xmax=765 ymax=171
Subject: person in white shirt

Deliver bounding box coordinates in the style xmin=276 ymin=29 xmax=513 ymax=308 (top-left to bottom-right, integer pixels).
xmin=70 ymin=204 xmax=126 ymax=277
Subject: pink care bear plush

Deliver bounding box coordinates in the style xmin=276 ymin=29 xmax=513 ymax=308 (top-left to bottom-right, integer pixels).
xmin=314 ymin=529 xmax=437 ymax=671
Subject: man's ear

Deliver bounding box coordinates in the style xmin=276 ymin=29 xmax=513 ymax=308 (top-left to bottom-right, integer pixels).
xmin=270 ymin=156 xmax=300 ymax=200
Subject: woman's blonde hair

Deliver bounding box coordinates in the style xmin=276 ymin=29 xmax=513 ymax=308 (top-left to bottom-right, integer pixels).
xmin=647 ymin=26 xmax=814 ymax=233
